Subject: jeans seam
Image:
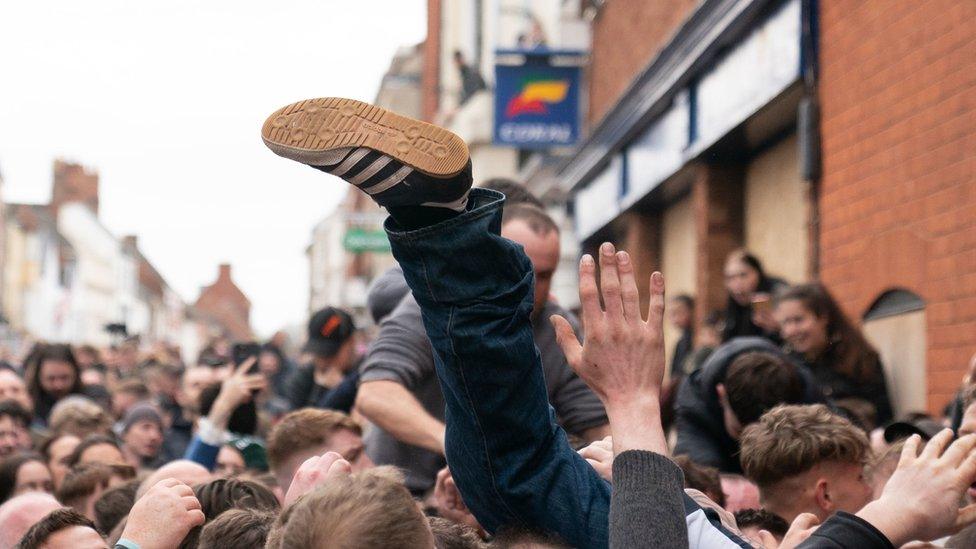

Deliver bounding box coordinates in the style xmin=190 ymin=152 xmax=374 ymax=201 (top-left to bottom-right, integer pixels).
xmin=446 ymin=305 xmax=521 ymax=522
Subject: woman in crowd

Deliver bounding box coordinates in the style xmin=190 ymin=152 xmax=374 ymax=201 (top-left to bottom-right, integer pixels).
xmin=0 ymin=452 xmax=53 ymax=502
xmin=24 ymin=344 xmax=86 ymax=426
xmin=774 ymin=283 xmax=894 ymax=427
xmin=39 ymin=433 xmax=80 ymax=490
xmin=721 ymin=250 xmax=787 ymax=342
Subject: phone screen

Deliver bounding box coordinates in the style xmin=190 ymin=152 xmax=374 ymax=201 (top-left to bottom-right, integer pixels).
xmin=232 ymin=343 xmax=262 ymax=374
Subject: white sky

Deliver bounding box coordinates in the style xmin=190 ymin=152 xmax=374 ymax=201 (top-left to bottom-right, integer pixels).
xmin=0 ymin=0 xmax=426 ymax=337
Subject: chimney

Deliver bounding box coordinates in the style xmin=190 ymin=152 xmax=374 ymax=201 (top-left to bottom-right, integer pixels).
xmin=122 ymin=235 xmax=138 ymax=252
xmin=51 ymin=159 xmax=100 ymax=216
xmin=218 ymin=264 xmax=232 ymax=281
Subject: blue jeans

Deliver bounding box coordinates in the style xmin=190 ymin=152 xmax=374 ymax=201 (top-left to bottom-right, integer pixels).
xmin=386 ymin=188 xmax=610 ymax=549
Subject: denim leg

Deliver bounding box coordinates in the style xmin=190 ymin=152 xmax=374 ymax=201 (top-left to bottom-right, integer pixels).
xmin=386 ymin=188 xmax=610 ymax=549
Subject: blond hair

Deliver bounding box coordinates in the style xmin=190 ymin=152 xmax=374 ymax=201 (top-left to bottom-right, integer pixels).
xmin=266 ymin=408 xmax=361 ymax=471
xmin=268 ymin=467 xmax=432 ymax=549
xmin=739 ymin=404 xmax=869 ymax=487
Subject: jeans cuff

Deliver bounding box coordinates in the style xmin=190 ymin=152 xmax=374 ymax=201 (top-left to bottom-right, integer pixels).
xmin=384 ymin=188 xmax=505 ymax=243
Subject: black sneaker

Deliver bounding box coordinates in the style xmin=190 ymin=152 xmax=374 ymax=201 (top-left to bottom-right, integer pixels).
xmin=261 ymin=97 xmax=472 ymax=211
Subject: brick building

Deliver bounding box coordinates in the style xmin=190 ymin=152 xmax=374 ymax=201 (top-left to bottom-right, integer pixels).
xmin=194 ymin=264 xmax=253 ymax=341
xmin=523 ymin=0 xmax=975 ymax=414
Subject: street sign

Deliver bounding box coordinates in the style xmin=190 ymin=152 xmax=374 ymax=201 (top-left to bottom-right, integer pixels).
xmin=493 ymin=50 xmax=582 ymax=149
xmin=343 ymin=228 xmax=390 ymax=253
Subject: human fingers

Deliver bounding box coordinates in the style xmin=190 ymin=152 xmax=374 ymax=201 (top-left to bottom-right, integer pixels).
xmin=921 ymin=429 xmax=954 ymax=460
xmin=898 ymin=434 xmax=922 ymax=468
xmin=616 ymin=251 xmax=640 ymax=322
xmin=598 ymin=243 xmax=623 ymax=321
xmin=941 ymin=433 xmax=976 ymax=468
xmin=646 ymin=272 xmax=665 ymax=327
xmin=578 ymin=255 xmax=601 ymax=330
xmin=234 ymin=357 xmax=257 ymax=377
xmin=551 ymin=315 xmax=583 ymax=370
xmin=182 ymin=495 xmax=202 ymax=511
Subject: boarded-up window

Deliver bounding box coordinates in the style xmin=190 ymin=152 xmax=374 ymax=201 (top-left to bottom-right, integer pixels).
xmin=863 ymin=290 xmax=926 ymax=417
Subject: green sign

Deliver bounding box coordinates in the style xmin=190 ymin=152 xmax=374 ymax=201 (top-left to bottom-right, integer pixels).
xmin=343 ymin=228 xmax=391 ymax=252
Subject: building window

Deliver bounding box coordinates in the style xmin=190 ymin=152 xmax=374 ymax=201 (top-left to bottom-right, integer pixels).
xmin=862 ymin=289 xmax=926 ymax=417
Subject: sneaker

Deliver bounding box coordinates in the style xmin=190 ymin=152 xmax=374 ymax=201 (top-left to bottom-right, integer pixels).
xmin=261 ymin=97 xmax=472 ymax=211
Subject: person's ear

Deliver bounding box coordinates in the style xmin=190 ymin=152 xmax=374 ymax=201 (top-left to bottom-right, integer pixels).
xmin=814 ymin=477 xmax=833 ymax=513
xmin=716 ymin=383 xmax=727 ymax=406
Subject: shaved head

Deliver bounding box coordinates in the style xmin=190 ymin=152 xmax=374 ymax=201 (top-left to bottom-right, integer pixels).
xmin=0 ymin=492 xmax=63 ymax=547
xmin=137 ymin=460 xmax=212 ymax=498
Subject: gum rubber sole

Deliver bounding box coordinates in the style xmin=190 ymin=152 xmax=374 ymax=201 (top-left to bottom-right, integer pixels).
xmin=261 ymin=98 xmax=470 ymax=177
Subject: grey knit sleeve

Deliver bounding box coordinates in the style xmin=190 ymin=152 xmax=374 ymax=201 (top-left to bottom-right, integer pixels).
xmin=610 ymin=450 xmax=689 ymax=549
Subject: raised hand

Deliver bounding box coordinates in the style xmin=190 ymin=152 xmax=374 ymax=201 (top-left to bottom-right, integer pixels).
xmin=209 ymin=357 xmax=267 ymax=428
xmin=579 ymin=436 xmax=614 ymax=481
xmin=857 ymin=430 xmax=976 ymax=545
xmin=552 ymin=242 xmax=667 ymax=456
xmin=284 ymin=451 xmax=352 ymax=507
xmin=120 ymin=478 xmax=205 ymax=549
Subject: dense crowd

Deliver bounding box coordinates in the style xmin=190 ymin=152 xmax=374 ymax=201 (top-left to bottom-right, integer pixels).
xmin=0 ymin=97 xmax=973 ymax=549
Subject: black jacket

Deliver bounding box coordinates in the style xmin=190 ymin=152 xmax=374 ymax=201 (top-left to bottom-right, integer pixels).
xmin=285 ymin=359 xmax=361 ymax=413
xmin=796 ymin=512 xmax=893 ymax=549
xmin=792 ymin=346 xmax=894 ymax=427
xmin=673 ymin=337 xmax=827 ymax=473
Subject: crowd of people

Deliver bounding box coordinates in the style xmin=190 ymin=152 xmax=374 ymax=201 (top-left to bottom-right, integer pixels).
xmin=0 ymin=97 xmax=972 ymax=548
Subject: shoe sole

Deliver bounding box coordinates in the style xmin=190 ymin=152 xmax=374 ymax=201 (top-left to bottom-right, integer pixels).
xmin=261 ymin=98 xmax=469 ymax=178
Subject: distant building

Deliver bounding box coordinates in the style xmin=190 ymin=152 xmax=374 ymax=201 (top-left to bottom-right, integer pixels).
xmin=194 ymin=264 xmax=253 ymax=342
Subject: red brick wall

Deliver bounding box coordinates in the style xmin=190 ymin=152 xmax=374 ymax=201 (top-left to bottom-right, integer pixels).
xmin=586 ymin=0 xmax=698 ymax=127
xmin=818 ymin=0 xmax=976 ymax=411
xmin=194 ymin=264 xmax=253 ymax=341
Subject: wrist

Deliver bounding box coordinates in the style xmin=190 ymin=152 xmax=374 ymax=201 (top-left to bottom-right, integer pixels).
xmin=605 ymin=395 xmax=668 ymax=456
xmin=855 ymin=500 xmax=914 ymax=547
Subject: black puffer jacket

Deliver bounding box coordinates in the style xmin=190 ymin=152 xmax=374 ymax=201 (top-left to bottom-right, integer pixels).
xmin=673 ymin=337 xmax=827 ymax=473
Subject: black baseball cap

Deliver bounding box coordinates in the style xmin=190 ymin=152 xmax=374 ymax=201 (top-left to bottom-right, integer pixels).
xmin=883 ymin=417 xmax=944 ymax=443
xmin=304 ymin=307 xmax=355 ymax=357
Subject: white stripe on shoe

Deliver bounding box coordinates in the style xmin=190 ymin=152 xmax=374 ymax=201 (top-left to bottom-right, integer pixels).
xmin=328 ymin=148 xmax=371 ymax=177
xmin=349 ymin=156 xmax=393 ymax=187
xmin=363 ymin=165 xmax=413 ymax=195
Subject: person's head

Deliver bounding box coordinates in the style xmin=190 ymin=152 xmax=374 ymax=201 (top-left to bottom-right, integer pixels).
xmin=180 ymin=478 xmax=280 ymax=549
xmin=739 ymin=404 xmax=873 ymax=523
xmin=116 ymin=341 xmax=139 ymax=372
xmin=0 ymin=400 xmax=33 ymax=458
xmin=67 ymin=435 xmax=126 ymax=468
xmin=92 ymin=478 xmax=138 ymax=535
xmin=215 ymin=446 xmax=246 ymax=478
xmin=671 ymin=455 xmax=725 ymax=508
xmin=489 ymin=526 xmax=571 ymax=548
xmin=501 ymin=203 xmax=560 ymax=316
xmin=482 ymin=178 xmax=544 ymax=209
xmin=74 ymin=346 xmax=100 ymax=370
xmin=304 ymin=308 xmax=357 ymax=370
xmin=272 ymin=468 xmax=433 ymax=549
xmin=453 ymin=49 xmax=465 ymax=67
xmin=774 ymin=283 xmax=881 ymax=380
xmin=16 ymin=507 xmax=106 ymax=549
xmin=56 ymin=462 xmax=135 ymax=521
xmin=0 ymin=369 xmax=33 ymax=413
xmin=145 ymin=362 xmax=182 ymax=400
xmin=25 ymin=343 xmax=83 ymax=402
xmin=0 ymin=492 xmax=62 ymax=548
xmin=119 ymin=403 xmax=163 ymax=464
xmin=724 ymin=250 xmax=766 ymax=306
xmin=716 ymin=351 xmax=805 ymax=439
xmin=135 ymin=460 xmax=212 ymax=499
xmin=0 ymin=453 xmax=52 ymax=503
xmin=428 ymin=516 xmax=485 ymax=549
xmin=48 ymin=396 xmax=113 ymax=440
xmin=733 ymin=509 xmax=789 ymax=544
xmin=111 ymin=380 xmax=150 ymax=420
xmin=267 ymin=409 xmax=372 ymax=491
xmin=197 ymin=508 xmax=276 ymax=549
xmin=40 ymin=434 xmax=80 ymax=489
xmin=668 ymin=295 xmax=695 ymax=331
xmin=257 ymin=344 xmax=284 ymax=379
xmin=697 ymin=310 xmax=725 ymax=348
xmin=178 ymin=366 xmax=216 ymax=416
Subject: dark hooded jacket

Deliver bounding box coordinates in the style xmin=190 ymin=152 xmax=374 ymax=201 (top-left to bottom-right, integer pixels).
xmin=673 ymin=337 xmax=827 ymax=473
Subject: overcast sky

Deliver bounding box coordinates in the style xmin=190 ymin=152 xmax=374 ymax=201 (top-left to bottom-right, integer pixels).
xmin=0 ymin=1 xmax=426 ymax=337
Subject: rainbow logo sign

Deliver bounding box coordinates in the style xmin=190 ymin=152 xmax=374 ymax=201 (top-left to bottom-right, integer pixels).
xmin=494 ymin=61 xmax=580 ymax=148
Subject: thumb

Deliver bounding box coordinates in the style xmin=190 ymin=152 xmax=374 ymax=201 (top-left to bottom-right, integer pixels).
xmin=956 ymin=503 xmax=976 ymax=532
xmin=551 ymin=315 xmax=582 ymax=368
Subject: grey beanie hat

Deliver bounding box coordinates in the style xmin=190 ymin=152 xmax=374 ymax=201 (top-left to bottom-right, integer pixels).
xmin=120 ymin=402 xmax=163 ymax=434
xmin=366 ymin=265 xmax=411 ymax=324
